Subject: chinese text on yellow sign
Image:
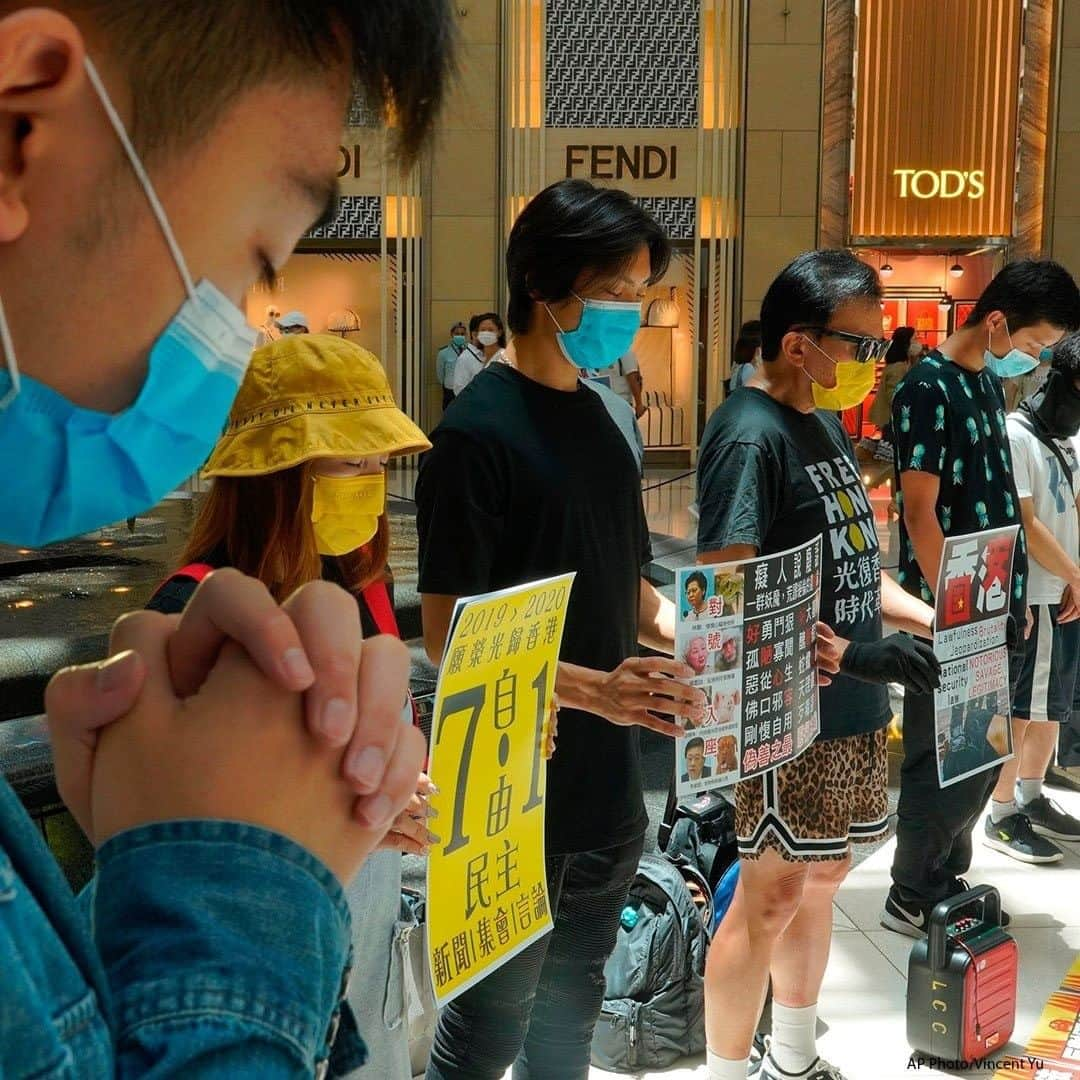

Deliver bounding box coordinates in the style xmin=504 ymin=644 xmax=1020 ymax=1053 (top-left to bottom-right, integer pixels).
xmin=427 ymin=573 xmax=575 ymax=1006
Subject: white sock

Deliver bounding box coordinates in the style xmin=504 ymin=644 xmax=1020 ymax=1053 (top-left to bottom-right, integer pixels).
xmin=1016 ymin=777 xmax=1043 ymax=806
xmin=769 ymin=1002 xmax=818 ymax=1074
xmin=991 ymin=798 xmax=1017 ymax=824
xmin=706 ymin=1048 xmax=750 ymax=1080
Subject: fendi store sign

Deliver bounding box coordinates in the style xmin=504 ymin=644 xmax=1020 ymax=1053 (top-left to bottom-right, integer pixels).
xmin=547 ymin=130 xmax=697 ymax=197
xmin=849 ymin=0 xmax=1022 ymax=241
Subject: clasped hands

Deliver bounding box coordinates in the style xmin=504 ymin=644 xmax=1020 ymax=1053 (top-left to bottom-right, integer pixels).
xmin=46 ymin=569 xmax=429 ymax=883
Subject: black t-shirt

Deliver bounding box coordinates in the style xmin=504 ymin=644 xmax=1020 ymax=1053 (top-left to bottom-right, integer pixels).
xmin=416 ymin=363 xmax=652 ymax=855
xmin=892 ymin=351 xmax=1028 ymax=620
xmin=696 ymin=387 xmax=890 ymax=740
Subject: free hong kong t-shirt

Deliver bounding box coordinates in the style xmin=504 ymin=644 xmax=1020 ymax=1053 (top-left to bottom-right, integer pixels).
xmin=892 ymin=351 xmax=1028 ymax=622
xmin=696 ymin=387 xmax=890 ymax=741
xmin=416 ymin=363 xmax=652 ymax=856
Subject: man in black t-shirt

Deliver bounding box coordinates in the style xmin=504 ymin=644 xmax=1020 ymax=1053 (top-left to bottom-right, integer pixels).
xmin=697 ymin=251 xmax=939 ymax=1080
xmin=885 ymin=260 xmax=1080 ymax=938
xmin=416 ymin=180 xmax=705 ymax=1080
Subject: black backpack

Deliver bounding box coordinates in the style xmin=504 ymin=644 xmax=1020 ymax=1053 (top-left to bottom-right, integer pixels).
xmin=590 ymin=853 xmax=709 ymax=1071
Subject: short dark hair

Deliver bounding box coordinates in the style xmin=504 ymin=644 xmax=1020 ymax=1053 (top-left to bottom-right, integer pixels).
xmin=1051 ymin=330 xmax=1080 ymax=378
xmin=68 ymin=1 xmax=456 ymax=163
xmin=964 ymin=259 xmax=1080 ymax=334
xmin=685 ymin=736 xmax=704 ymax=756
xmin=506 ymin=179 xmax=672 ymax=335
xmin=470 ymin=311 xmax=506 ymax=347
xmin=760 ymin=250 xmax=882 ymax=361
xmin=685 ymin=571 xmax=707 ymax=594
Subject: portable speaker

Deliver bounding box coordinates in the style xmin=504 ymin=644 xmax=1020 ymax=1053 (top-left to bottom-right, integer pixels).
xmin=906 ymin=886 xmax=1018 ymax=1063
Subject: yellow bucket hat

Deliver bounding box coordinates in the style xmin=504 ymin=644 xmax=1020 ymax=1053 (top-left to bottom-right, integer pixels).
xmin=203 ymin=333 xmax=431 ymax=477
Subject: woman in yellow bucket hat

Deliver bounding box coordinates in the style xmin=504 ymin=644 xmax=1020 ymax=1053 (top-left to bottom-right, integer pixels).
xmin=147 ymin=332 xmax=433 ymax=1076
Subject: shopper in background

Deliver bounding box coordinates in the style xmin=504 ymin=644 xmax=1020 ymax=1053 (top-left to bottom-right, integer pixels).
xmin=436 ymin=320 xmax=467 ymax=409
xmin=983 ymin=330 xmax=1080 ymax=863
xmin=146 ymin=334 xmax=435 ymax=1076
xmin=697 ymin=250 xmax=938 ymax=1080
xmin=0 ymin=1 xmax=453 ymax=1075
xmin=885 ymin=259 xmax=1080 ymax=938
xmin=728 ymin=318 xmax=762 ymax=393
xmin=869 ymin=325 xmax=915 ymax=443
xmin=417 ymin=179 xmax=704 ymax=1080
xmin=276 ymin=309 xmax=310 ymax=335
xmin=450 ymin=311 xmax=508 ymax=396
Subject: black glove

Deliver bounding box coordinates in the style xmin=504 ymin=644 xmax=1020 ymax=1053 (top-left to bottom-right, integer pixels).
xmin=839 ymin=634 xmax=941 ymax=694
xmin=1005 ymin=612 xmax=1020 ymax=652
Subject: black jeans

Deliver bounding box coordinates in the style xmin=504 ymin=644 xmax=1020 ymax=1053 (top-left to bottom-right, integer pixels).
xmin=425 ymin=833 xmax=644 ymax=1080
xmin=891 ymin=688 xmax=1002 ymax=905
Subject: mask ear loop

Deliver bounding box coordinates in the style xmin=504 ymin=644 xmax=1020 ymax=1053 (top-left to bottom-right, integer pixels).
xmin=800 ymin=333 xmax=838 ymax=390
xmin=0 ymin=293 xmax=20 ymax=409
xmin=84 ymin=57 xmax=196 ymax=302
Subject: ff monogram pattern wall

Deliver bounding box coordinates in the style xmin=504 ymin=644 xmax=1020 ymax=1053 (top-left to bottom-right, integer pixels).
xmin=638 ymin=197 xmax=697 ymax=241
xmin=545 ymin=0 xmax=700 ymax=128
xmin=306 ymin=195 xmax=383 ymax=241
xmin=346 ymin=92 xmax=380 ymax=129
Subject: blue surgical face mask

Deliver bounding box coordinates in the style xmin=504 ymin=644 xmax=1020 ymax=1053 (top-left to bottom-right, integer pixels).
xmin=451 ymin=334 xmax=467 ymax=348
xmin=545 ymin=292 xmax=641 ymax=375
xmin=0 ymin=58 xmax=256 ymax=547
xmin=984 ymin=319 xmax=1051 ymax=379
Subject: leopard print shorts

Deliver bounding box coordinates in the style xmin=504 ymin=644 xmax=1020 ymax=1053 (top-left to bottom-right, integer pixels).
xmin=735 ymin=728 xmax=889 ymax=862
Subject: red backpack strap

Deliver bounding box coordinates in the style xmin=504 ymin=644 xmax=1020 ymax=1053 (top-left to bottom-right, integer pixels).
xmin=173 ymin=563 xmax=215 ymax=584
xmin=361 ymin=580 xmax=400 ymax=639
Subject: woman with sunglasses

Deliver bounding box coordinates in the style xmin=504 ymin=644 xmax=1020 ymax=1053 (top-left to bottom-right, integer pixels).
xmin=147 ymin=333 xmax=435 ymax=1077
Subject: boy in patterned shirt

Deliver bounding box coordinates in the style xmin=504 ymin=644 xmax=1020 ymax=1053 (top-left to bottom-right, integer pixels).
xmin=884 ymin=260 xmax=1080 ymax=937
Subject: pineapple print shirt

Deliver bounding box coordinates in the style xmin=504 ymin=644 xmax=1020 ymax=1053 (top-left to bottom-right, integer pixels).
xmin=891 ymin=350 xmax=1028 ymax=623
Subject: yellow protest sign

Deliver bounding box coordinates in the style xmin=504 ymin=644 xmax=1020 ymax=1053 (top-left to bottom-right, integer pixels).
xmin=426 ymin=573 xmax=574 ymax=1007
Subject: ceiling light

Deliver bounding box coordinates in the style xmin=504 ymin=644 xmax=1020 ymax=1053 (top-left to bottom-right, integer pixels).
xmin=879 ymin=261 xmax=894 ymax=277
xmin=949 ymin=260 xmax=964 ymax=278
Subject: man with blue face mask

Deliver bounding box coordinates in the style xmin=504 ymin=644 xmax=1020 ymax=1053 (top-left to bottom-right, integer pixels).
xmin=884 ymin=259 xmax=1080 ymax=940
xmin=436 ymin=321 xmax=467 ymax=409
xmin=415 ymin=179 xmax=707 ymax=1079
xmin=0 ymin=3 xmax=453 ymax=1077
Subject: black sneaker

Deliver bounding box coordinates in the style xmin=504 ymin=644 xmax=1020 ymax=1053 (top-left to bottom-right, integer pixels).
xmin=1045 ymin=764 xmax=1080 ymax=793
xmin=881 ymin=886 xmax=934 ymax=938
xmin=1020 ymin=794 xmax=1080 ymax=840
xmin=882 ymin=881 xmax=1012 ymax=937
xmin=757 ymin=1038 xmax=846 ymax=1080
xmin=983 ymin=812 xmax=1064 ymax=863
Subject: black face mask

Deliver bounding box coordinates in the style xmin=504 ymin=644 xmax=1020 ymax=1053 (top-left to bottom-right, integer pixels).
xmin=1034 ymin=369 xmax=1080 ymax=439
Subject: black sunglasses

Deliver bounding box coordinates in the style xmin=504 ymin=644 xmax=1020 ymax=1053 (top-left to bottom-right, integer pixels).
xmin=795 ymin=326 xmax=891 ymax=364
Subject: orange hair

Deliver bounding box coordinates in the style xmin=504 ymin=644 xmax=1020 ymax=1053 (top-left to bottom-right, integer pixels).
xmin=181 ymin=463 xmax=390 ymax=602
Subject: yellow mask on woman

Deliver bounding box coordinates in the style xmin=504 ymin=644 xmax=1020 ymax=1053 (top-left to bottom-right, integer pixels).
xmin=804 ymin=336 xmax=877 ymax=411
xmin=311 ymin=472 xmax=385 ymax=556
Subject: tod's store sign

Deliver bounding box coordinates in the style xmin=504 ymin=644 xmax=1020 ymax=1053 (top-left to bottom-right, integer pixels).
xmin=849 ymin=0 xmax=1023 ymax=241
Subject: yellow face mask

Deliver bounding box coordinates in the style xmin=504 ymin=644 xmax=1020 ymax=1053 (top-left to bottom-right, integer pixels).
xmin=311 ymin=472 xmax=386 ymax=556
xmin=803 ymin=336 xmax=877 ymax=411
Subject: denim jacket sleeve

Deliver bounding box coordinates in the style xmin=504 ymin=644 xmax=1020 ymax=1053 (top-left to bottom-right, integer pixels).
xmin=90 ymin=820 xmax=366 ymax=1078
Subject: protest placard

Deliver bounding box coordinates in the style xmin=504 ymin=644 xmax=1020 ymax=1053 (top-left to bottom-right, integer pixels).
xmin=426 ymin=573 xmax=574 ymax=1007
xmin=932 ymin=526 xmax=1019 ymax=788
xmin=674 ymin=537 xmax=822 ymax=799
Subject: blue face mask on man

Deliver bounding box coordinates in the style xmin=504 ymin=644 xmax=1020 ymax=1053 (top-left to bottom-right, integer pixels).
xmin=545 ymin=292 xmax=641 ymax=375
xmin=984 ymin=319 xmax=1052 ymax=380
xmin=0 ymin=58 xmax=256 ymax=548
